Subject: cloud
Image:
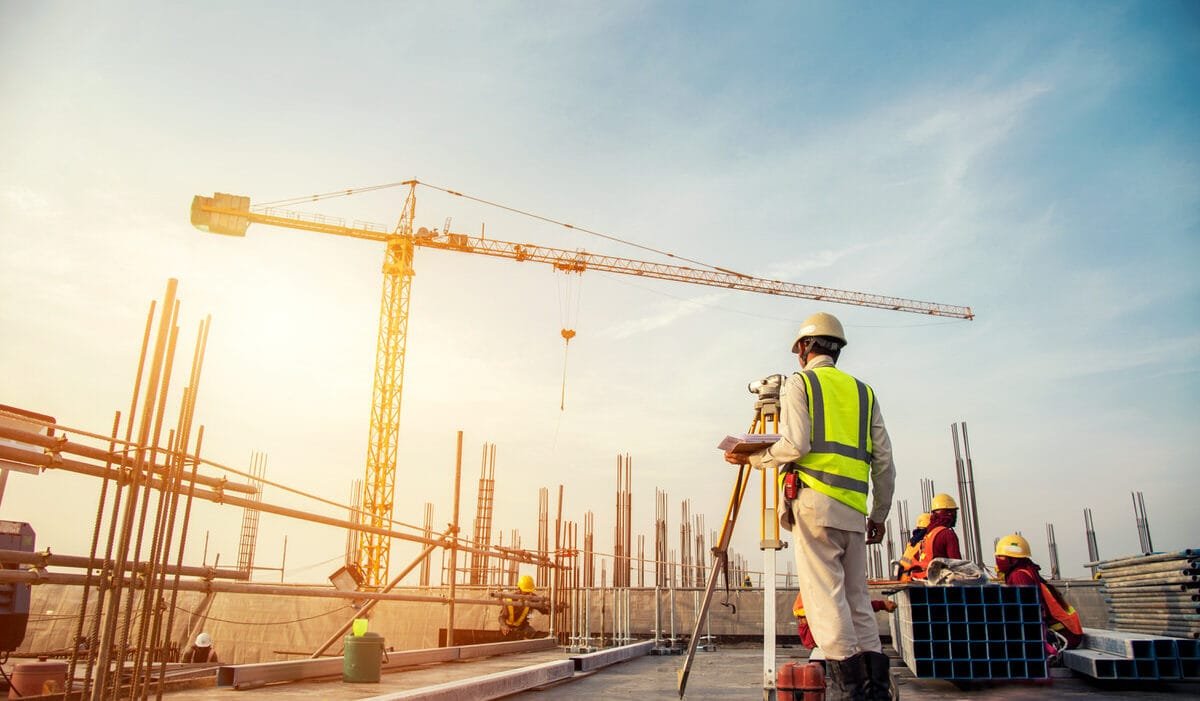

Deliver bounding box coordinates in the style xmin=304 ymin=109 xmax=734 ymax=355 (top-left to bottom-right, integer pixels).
xmin=1 ymin=186 xmax=56 ymax=217
xmin=601 ymin=291 xmax=726 ymax=340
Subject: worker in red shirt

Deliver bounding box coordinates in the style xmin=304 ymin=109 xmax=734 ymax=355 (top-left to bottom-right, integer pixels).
xmin=909 ymin=493 xmax=961 ymax=580
xmin=793 ymin=591 xmax=897 ymax=652
xmin=995 ymin=534 xmax=1083 ymax=653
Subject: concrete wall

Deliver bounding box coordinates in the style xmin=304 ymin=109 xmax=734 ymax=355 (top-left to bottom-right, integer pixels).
xmin=17 ymin=580 xmax=1110 ymax=664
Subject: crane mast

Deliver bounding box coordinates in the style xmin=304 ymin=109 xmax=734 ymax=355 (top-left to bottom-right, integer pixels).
xmin=360 ymin=187 xmax=416 ymax=588
xmin=191 ymin=184 xmax=973 ymax=587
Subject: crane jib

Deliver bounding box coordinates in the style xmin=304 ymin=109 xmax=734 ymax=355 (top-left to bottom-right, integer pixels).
xmin=194 ymin=197 xmax=973 ymax=320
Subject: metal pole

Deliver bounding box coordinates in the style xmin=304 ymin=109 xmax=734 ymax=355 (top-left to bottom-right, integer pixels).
xmin=1046 ymin=523 xmax=1060 ymax=580
xmin=960 ymin=422 xmax=983 ymax=567
xmin=446 ymin=430 xmax=464 ymax=647
xmin=1139 ymin=492 xmax=1154 ymax=553
xmin=951 ymin=423 xmax=972 ymax=564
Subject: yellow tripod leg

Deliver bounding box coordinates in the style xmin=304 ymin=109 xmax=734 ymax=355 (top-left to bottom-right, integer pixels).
xmin=677 ymin=463 xmax=752 ymax=698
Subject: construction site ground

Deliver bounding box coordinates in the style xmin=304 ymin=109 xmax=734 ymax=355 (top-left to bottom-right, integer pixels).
xmin=153 ymin=642 xmax=1198 ymax=700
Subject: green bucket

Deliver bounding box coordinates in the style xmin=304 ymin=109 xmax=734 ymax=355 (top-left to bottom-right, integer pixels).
xmin=343 ymin=632 xmax=384 ymax=683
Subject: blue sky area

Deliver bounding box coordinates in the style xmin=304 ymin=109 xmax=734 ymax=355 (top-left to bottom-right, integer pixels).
xmin=1 ymin=2 xmax=1197 ymax=583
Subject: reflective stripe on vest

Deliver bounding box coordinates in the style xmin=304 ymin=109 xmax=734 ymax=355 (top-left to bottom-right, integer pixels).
xmin=1038 ymin=582 xmax=1083 ymax=636
xmin=504 ymin=605 xmax=531 ymax=627
xmin=795 ymin=367 xmax=874 ymax=515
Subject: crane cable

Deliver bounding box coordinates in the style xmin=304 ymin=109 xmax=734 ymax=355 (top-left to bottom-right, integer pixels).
xmin=251 ymin=181 xmax=412 ymax=210
xmin=252 ymin=179 xmax=751 ymax=281
xmin=417 ymin=180 xmax=752 ymax=278
xmin=557 ymin=270 xmax=583 ymax=410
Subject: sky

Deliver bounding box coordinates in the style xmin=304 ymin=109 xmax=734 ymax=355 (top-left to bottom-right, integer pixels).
xmin=1 ymin=1 xmax=1198 ymax=585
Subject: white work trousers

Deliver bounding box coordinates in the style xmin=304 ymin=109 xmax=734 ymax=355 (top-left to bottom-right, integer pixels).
xmin=790 ymin=501 xmax=882 ymax=660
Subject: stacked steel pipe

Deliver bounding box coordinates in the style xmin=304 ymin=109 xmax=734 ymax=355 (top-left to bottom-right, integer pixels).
xmin=1097 ymin=549 xmax=1200 ymax=639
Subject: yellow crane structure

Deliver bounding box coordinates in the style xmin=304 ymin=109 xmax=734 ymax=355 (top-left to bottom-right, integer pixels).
xmin=191 ymin=180 xmax=973 ymax=588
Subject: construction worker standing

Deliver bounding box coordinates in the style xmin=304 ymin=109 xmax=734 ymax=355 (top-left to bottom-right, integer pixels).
xmin=908 ymin=494 xmax=961 ymax=580
xmin=725 ymin=312 xmax=895 ymax=701
xmin=995 ymin=534 xmax=1083 ymax=653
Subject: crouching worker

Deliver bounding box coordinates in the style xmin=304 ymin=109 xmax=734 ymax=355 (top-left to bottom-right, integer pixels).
xmin=182 ymin=632 xmax=217 ymax=663
xmin=498 ymin=575 xmax=549 ymax=640
xmin=793 ymin=591 xmax=897 ymax=654
xmin=995 ymin=534 xmax=1083 ymax=655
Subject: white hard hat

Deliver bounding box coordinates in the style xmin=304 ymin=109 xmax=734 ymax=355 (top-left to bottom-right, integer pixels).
xmin=195 ymin=632 xmax=212 ymax=648
xmin=791 ymin=312 xmax=848 ymax=353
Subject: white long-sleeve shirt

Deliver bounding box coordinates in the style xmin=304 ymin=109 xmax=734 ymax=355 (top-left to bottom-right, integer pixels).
xmin=748 ymin=355 xmax=895 ymax=532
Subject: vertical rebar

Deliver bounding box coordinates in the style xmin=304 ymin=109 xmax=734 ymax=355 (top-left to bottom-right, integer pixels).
xmin=95 ymin=280 xmax=176 ymax=701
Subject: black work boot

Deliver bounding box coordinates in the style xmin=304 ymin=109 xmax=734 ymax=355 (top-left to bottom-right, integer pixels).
xmin=863 ymin=650 xmax=896 ymax=701
xmin=825 ymin=653 xmax=868 ymax=701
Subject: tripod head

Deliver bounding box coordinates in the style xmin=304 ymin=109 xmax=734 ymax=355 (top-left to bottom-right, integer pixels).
xmin=748 ymin=373 xmax=783 ymax=423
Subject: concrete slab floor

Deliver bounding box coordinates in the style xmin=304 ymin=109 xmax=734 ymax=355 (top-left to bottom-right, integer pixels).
xmin=509 ymin=645 xmax=1199 ymax=701
xmin=156 ymin=644 xmax=1199 ymax=700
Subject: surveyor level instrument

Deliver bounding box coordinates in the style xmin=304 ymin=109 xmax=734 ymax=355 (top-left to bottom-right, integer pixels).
xmin=677 ymin=374 xmax=785 ymax=699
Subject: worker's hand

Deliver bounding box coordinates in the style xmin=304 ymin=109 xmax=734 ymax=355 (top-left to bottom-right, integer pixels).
xmin=866 ymin=519 xmax=885 ymax=544
xmin=724 ymin=450 xmax=750 ymax=466
xmin=881 ymin=600 xmax=897 ymax=613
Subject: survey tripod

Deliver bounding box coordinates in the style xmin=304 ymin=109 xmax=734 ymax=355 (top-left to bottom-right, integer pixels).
xmin=677 ymin=374 xmax=785 ymax=699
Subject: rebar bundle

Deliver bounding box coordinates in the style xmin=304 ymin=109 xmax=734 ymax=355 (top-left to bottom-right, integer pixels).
xmin=468 ymin=443 xmax=496 ymax=586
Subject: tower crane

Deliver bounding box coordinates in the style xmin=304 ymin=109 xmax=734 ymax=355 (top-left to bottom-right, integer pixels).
xmin=191 ymin=180 xmax=973 ymax=587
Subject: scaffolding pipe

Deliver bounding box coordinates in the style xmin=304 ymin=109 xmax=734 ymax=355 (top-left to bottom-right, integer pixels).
xmin=0 ymin=549 xmax=248 ymax=581
xmin=0 ymin=569 xmax=505 ymax=605
xmin=0 ymin=424 xmax=256 ymax=495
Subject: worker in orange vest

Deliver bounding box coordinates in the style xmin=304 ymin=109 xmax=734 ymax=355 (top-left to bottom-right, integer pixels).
xmin=908 ymin=494 xmax=961 ymax=580
xmin=995 ymin=534 xmax=1083 ymax=653
xmin=895 ymin=512 xmax=930 ymax=580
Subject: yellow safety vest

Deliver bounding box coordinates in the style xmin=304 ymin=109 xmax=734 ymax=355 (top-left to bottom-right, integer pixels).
xmin=795 ymin=366 xmax=874 ymax=515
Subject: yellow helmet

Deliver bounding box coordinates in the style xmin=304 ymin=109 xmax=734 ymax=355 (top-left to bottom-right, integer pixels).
xmin=995 ymin=534 xmax=1031 ymax=559
xmin=930 ymin=493 xmax=958 ymax=511
xmin=791 ymin=312 xmax=848 ymax=353
xmin=915 ymin=513 xmax=931 ymax=529
xmin=517 ymin=574 xmax=535 ymax=593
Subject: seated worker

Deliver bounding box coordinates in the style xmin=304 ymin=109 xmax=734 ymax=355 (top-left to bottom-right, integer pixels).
xmin=909 ymin=494 xmax=962 ymax=580
xmin=995 ymin=534 xmax=1083 ymax=653
xmin=499 ymin=575 xmax=548 ymax=640
xmin=895 ymin=512 xmax=931 ymax=580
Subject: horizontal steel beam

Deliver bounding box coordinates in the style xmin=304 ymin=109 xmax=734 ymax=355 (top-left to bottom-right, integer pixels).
xmin=217 ymin=638 xmax=557 ymax=688
xmin=571 ymin=640 xmax=654 ymax=672
xmin=1083 ymin=628 xmax=1178 ymax=659
xmin=359 ymin=659 xmax=575 ymax=701
xmin=1063 ymin=649 xmax=1131 ymax=679
xmin=457 ymin=637 xmax=557 ymax=660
